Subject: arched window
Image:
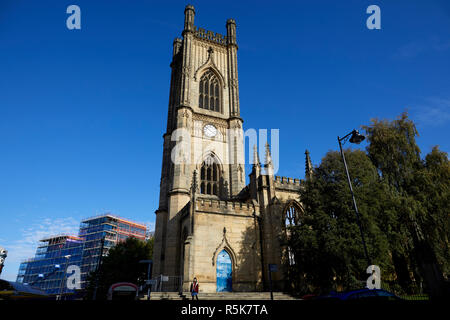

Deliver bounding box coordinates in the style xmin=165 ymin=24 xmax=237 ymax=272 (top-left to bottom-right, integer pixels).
xmin=200 ymin=155 xmax=221 ymax=196
xmin=285 ymin=204 xmax=300 ymax=227
xmin=284 ymin=203 xmax=301 ymax=266
xmin=199 ymin=70 xmax=221 ymax=113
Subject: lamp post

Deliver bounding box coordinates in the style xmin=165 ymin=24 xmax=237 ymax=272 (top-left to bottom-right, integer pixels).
xmin=93 ymin=237 xmax=105 ymax=300
xmin=337 ymin=129 xmax=371 ymax=267
xmin=139 ymin=260 xmax=153 ymax=300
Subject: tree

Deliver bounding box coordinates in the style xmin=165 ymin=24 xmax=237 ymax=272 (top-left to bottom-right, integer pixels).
xmin=287 ymin=149 xmax=391 ymax=294
xmin=286 ymin=113 xmax=449 ymax=298
xmin=85 ymin=237 xmax=154 ymax=300
xmin=363 ymin=112 xmax=449 ymax=297
xmin=418 ymin=147 xmax=450 ymax=277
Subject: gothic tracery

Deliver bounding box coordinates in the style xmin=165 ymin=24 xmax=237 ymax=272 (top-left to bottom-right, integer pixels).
xmin=199 ymin=70 xmax=221 ymax=113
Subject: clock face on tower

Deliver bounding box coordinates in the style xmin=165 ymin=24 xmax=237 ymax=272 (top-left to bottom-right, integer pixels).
xmin=203 ymin=124 xmax=217 ymax=138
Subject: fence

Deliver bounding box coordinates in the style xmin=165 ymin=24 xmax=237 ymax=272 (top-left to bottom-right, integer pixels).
xmin=398 ymin=294 xmax=429 ymax=300
xmin=381 ymin=281 xmax=429 ymax=300
xmin=351 ymin=280 xmax=430 ymax=300
xmin=149 ymin=275 xmax=183 ymax=293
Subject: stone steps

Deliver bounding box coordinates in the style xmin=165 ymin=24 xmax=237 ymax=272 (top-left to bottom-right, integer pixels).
xmin=142 ymin=292 xmax=300 ymax=300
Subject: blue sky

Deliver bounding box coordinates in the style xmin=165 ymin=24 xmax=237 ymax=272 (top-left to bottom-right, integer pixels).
xmin=1 ymin=0 xmax=449 ymax=280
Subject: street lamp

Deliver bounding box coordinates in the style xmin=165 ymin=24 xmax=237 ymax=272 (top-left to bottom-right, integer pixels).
xmin=93 ymin=237 xmax=106 ymax=300
xmin=337 ymin=129 xmax=371 ymax=267
xmin=139 ymin=260 xmax=153 ymax=300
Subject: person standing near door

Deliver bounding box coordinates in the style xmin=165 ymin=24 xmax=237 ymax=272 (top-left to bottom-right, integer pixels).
xmin=190 ymin=277 xmax=199 ymax=300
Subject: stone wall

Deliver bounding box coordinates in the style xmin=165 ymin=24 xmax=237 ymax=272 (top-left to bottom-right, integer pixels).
xmin=184 ymin=198 xmax=263 ymax=292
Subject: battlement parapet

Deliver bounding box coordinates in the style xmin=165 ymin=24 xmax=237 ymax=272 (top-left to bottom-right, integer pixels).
xmin=274 ymin=176 xmax=302 ymax=191
xmin=193 ymin=26 xmax=228 ymax=46
xmin=274 ymin=176 xmax=301 ymax=185
xmin=195 ymin=198 xmax=257 ymax=216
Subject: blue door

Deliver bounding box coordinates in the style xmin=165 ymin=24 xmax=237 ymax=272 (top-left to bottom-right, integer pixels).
xmin=216 ymin=250 xmax=232 ymax=292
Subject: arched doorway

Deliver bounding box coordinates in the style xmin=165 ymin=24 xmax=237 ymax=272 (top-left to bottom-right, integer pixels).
xmin=216 ymin=249 xmax=232 ymax=292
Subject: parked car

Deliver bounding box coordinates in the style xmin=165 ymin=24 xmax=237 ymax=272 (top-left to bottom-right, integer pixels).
xmin=316 ymin=288 xmax=403 ymax=301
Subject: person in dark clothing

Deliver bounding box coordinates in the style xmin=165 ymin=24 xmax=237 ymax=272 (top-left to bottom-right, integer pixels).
xmin=190 ymin=277 xmax=199 ymax=300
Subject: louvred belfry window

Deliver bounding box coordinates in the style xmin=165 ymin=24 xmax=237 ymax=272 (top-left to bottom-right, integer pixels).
xmin=200 ymin=155 xmax=220 ymax=196
xmin=199 ymin=70 xmax=221 ymax=113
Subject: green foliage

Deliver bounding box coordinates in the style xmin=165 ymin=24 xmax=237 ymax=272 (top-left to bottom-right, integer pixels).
xmin=415 ymin=147 xmax=450 ymax=276
xmin=363 ymin=112 xmax=422 ymax=192
xmin=286 ymin=113 xmax=449 ymax=297
xmin=84 ymin=237 xmax=154 ymax=300
xmin=288 ymin=149 xmax=391 ymax=294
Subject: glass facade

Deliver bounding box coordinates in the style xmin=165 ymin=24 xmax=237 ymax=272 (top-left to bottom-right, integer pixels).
xmin=16 ymin=214 xmax=147 ymax=295
xmin=78 ymin=215 xmax=146 ymax=288
xmin=16 ymin=236 xmax=83 ymax=295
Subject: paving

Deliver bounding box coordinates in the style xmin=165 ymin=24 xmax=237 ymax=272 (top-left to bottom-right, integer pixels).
xmin=141 ymin=292 xmax=301 ymax=300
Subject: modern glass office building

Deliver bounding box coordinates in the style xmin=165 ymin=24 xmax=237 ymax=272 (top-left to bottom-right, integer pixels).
xmin=16 ymin=235 xmax=83 ymax=295
xmin=16 ymin=214 xmax=147 ymax=295
xmin=78 ymin=214 xmax=147 ymax=288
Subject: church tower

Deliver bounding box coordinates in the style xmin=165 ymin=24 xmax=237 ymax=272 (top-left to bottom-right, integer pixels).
xmin=153 ymin=5 xmax=248 ymax=287
xmin=153 ymin=5 xmax=304 ymax=293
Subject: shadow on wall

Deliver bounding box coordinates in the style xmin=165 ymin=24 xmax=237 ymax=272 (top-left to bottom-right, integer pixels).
xmin=233 ymin=217 xmax=264 ymax=292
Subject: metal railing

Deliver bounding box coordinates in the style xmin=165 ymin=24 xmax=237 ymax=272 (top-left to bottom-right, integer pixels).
xmin=149 ymin=275 xmax=183 ymax=293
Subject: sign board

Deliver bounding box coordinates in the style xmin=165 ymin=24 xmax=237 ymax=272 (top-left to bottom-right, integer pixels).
xmin=161 ymin=276 xmax=169 ymax=282
xmin=139 ymin=260 xmax=153 ymax=264
xmin=146 ymin=280 xmax=157 ymax=285
xmin=269 ymin=264 xmax=278 ymax=272
xmin=113 ymin=285 xmax=136 ymax=292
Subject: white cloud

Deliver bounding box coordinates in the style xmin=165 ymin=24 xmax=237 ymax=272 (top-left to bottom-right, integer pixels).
xmin=412 ymin=97 xmax=450 ymax=127
xmin=394 ymin=37 xmax=450 ymax=59
xmin=0 ymin=217 xmax=80 ymax=281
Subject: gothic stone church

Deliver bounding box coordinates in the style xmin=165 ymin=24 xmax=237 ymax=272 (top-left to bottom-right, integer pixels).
xmin=153 ymin=5 xmax=311 ymax=293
